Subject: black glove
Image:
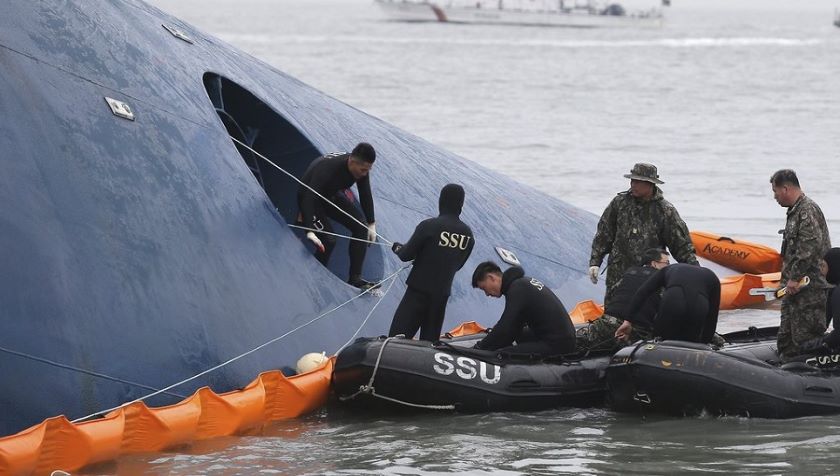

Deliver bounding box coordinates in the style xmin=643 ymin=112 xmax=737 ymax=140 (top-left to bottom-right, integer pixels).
xmin=391 ymin=242 xmax=403 ymax=254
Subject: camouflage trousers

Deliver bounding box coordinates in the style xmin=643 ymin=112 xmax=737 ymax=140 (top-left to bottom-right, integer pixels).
xmin=778 ymin=287 xmax=828 ymax=358
xmin=576 ymin=314 xmax=653 ymax=353
xmin=576 ymin=314 xmax=726 ymax=353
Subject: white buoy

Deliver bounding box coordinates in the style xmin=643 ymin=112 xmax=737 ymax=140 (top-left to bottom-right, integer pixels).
xmin=295 ymin=351 xmax=327 ymax=374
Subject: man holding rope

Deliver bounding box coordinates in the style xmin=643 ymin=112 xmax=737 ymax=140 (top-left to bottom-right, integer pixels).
xmin=297 ymin=143 xmax=379 ymax=289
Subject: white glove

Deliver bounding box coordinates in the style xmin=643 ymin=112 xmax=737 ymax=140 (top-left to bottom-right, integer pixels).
xmin=306 ymin=232 xmax=324 ymax=253
xmin=367 ymin=222 xmax=377 ymax=243
xmin=588 ymin=266 xmax=599 ymax=284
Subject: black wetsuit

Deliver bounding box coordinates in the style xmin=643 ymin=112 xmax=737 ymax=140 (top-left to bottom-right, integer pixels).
xmin=389 ymin=184 xmax=474 ymax=341
xmin=824 ymin=288 xmax=840 ymax=348
xmin=296 ymin=153 xmax=374 ymax=278
xmin=474 ymin=267 xmax=576 ymax=355
xmin=603 ymin=265 xmax=659 ymax=328
xmin=627 ymin=263 xmax=720 ymax=344
xmin=825 ymin=248 xmax=840 ymax=328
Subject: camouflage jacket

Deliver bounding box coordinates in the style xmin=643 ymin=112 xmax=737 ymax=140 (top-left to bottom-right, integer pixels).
xmin=589 ymin=188 xmax=698 ymax=271
xmin=781 ymin=194 xmax=831 ymax=287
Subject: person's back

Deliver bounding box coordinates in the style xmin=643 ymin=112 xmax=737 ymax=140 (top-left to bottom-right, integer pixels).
xmin=473 ymin=266 xmax=576 ymax=355
xmin=656 ymin=263 xmax=719 ymax=294
xmin=622 ymin=263 xmax=720 ymax=344
xmin=389 ymin=184 xmax=474 ymax=341
xmin=396 ymin=185 xmax=473 ymax=296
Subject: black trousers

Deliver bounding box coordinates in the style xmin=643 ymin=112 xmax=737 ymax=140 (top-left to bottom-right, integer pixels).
xmin=654 ymin=287 xmax=714 ymax=343
xmin=311 ymin=192 xmax=368 ymax=278
xmin=389 ymin=287 xmax=449 ymax=342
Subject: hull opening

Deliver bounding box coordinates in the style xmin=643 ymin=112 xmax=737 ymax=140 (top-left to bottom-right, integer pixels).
xmin=202 ymin=72 xmax=384 ymax=282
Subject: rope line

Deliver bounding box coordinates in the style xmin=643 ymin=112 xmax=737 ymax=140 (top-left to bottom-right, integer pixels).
xmin=338 ymin=336 xmax=456 ymax=411
xmin=0 ymin=345 xmax=186 ymax=399
xmin=72 ymin=266 xmax=408 ymax=423
xmin=334 ymin=264 xmax=409 ymax=355
xmin=228 ymin=136 xmax=393 ymax=245
xmin=288 ymin=224 xmax=391 ymax=246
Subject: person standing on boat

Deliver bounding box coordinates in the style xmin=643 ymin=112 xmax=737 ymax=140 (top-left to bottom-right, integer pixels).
xmin=588 ymin=163 xmax=697 ymax=308
xmin=388 ymin=184 xmax=474 ymax=341
xmin=578 ymin=248 xmax=670 ymax=352
xmin=297 ymin=143 xmax=378 ymax=289
xmin=471 ymin=262 xmax=576 ymax=355
xmin=615 ymin=263 xmax=720 ymax=344
xmin=770 ymin=169 xmax=832 ymax=358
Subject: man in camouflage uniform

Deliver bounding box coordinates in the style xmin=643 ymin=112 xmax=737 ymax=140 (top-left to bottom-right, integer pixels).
xmin=588 ymin=163 xmax=698 ymax=307
xmin=771 ymin=169 xmax=832 ymax=358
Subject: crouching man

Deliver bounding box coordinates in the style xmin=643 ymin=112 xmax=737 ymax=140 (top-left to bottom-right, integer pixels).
xmin=471 ymin=261 xmax=576 ymax=356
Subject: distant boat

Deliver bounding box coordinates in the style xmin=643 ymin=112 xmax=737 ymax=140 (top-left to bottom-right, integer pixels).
xmin=835 ymin=8 xmax=840 ymax=27
xmin=375 ymin=0 xmax=665 ymax=28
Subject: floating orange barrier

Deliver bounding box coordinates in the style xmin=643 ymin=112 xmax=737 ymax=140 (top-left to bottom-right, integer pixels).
xmin=0 ymin=358 xmax=333 ymax=475
xmin=719 ymin=272 xmax=781 ymax=310
xmin=569 ymin=299 xmax=605 ymax=324
xmin=692 ymin=231 xmax=782 ymax=274
xmin=445 ymin=321 xmax=487 ymax=337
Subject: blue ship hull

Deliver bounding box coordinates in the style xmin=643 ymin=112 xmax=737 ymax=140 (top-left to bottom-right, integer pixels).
xmin=0 ymin=0 xmax=601 ymax=435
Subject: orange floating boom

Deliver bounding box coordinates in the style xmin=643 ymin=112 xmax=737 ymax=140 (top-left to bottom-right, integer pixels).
xmin=0 ymin=359 xmax=334 ymax=475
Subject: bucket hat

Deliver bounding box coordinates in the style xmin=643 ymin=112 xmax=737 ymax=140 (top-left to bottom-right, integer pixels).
xmin=624 ymin=163 xmax=664 ymax=184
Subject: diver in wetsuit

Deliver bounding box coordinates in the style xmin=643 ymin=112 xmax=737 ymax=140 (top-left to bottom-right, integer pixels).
xmin=388 ymin=184 xmax=474 ymax=341
xmin=472 ymin=262 xmax=576 ymax=355
xmin=615 ymin=263 xmax=720 ymax=344
xmin=794 ymin=248 xmax=840 ymax=354
xmin=824 ymin=248 xmax=840 ymax=330
xmin=297 ymin=143 xmax=377 ymax=288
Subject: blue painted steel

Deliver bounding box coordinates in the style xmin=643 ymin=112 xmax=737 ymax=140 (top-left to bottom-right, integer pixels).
xmin=0 ymin=0 xmax=602 ymax=435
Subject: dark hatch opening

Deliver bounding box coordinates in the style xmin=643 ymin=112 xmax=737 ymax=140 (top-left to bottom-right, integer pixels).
xmin=202 ymin=73 xmax=383 ymax=282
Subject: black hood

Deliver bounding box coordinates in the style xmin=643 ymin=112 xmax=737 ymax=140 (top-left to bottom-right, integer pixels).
xmin=439 ymin=183 xmax=465 ymax=216
xmin=826 ymin=248 xmax=840 ymax=285
xmin=501 ymin=266 xmax=525 ymax=295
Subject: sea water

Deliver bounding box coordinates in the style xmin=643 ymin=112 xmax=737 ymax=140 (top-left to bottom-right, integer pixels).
xmin=121 ymin=0 xmax=840 ymax=473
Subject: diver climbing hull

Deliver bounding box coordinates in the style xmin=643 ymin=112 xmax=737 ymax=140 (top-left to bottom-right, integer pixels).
xmin=333 ymin=335 xmax=610 ymax=412
xmin=606 ymin=328 xmax=840 ymax=418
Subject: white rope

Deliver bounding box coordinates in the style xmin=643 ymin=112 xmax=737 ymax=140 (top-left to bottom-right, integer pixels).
xmin=229 ymin=136 xmax=393 ymax=245
xmin=288 ymin=224 xmax=391 ymax=246
xmin=72 ymin=266 xmax=407 ymax=423
xmin=338 ymin=336 xmax=456 ymax=411
xmin=334 ymin=264 xmax=409 ymax=356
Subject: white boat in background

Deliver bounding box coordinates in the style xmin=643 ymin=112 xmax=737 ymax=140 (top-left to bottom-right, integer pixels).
xmin=375 ymin=0 xmax=665 ymax=28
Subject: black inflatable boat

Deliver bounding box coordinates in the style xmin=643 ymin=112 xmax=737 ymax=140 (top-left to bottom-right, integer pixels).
xmin=333 ymin=334 xmax=611 ymax=412
xmin=606 ymin=327 xmax=840 ymax=418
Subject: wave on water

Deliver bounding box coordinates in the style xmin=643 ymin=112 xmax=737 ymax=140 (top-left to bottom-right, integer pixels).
xmin=220 ymin=33 xmax=825 ymax=49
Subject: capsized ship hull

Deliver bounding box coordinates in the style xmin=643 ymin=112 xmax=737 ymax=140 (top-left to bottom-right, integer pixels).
xmin=0 ymin=0 xmax=600 ymax=435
